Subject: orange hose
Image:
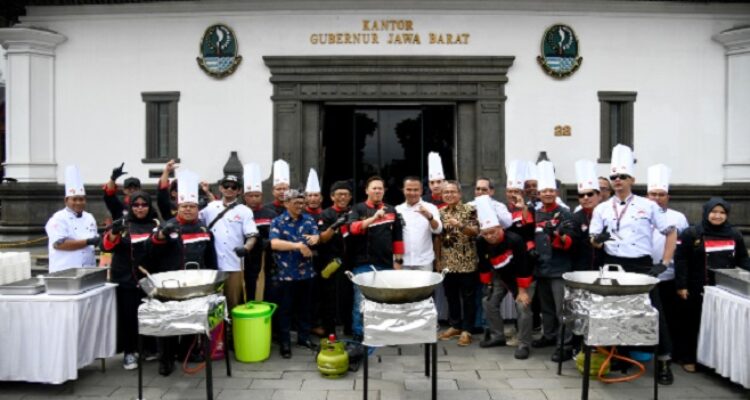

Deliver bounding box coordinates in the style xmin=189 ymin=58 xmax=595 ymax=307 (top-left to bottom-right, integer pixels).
xmin=182 ymin=336 xmax=206 ymax=375
xmin=595 ymin=346 xmax=647 ymax=383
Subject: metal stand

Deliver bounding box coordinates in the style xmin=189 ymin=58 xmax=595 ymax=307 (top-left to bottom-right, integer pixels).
xmin=137 ymin=316 xmax=232 ymax=400
xmin=579 ymin=344 xmax=659 ymax=400
xmin=362 ymin=343 xmax=437 ymax=400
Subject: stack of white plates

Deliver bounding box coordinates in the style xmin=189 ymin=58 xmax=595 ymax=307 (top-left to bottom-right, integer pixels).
xmin=0 ymin=252 xmax=32 ymax=285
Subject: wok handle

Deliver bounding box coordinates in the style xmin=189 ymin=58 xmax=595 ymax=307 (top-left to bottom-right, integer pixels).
xmin=440 ymin=268 xmax=450 ymax=277
xmin=344 ymin=271 xmax=355 ymax=282
xmin=161 ymin=278 xmax=180 ymax=288
xmin=601 ymin=264 xmax=625 ymax=274
xmin=184 ymin=261 xmax=201 ymax=270
xmin=593 ymin=277 xmax=621 ymax=286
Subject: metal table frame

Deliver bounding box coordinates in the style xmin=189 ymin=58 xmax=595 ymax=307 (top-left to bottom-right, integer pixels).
xmin=362 ymin=342 xmax=438 ymax=400
xmin=136 ymin=314 xmax=232 ymax=400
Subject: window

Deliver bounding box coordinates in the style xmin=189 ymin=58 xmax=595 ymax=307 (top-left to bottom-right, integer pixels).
xmin=142 ymin=92 xmax=179 ymax=163
xmin=598 ymin=91 xmax=636 ymax=163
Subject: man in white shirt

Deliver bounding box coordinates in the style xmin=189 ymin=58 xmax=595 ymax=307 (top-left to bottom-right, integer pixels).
xmin=200 ymin=175 xmax=258 ymax=313
xmin=590 ymin=145 xmax=678 ymax=385
xmin=396 ymin=177 xmax=442 ymax=271
xmin=45 ymin=165 xmax=99 ymax=273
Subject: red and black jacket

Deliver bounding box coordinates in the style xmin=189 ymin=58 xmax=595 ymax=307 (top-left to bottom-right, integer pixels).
xmin=100 ymin=219 xmax=157 ymax=289
xmin=476 ymin=230 xmax=532 ymax=292
xmin=102 ymin=183 xmax=130 ymax=220
xmin=571 ymin=207 xmax=602 ymax=271
xmin=422 ymin=193 xmax=447 ymax=209
xmin=318 ymin=205 xmax=351 ymax=265
xmin=533 ymin=203 xmax=574 ymax=278
xmin=243 ymin=205 xmax=278 ymax=274
xmin=675 ymin=226 xmax=750 ymax=291
xmin=347 ymin=200 xmax=404 ymax=267
xmin=149 ymin=217 xmax=218 ymax=272
xmin=507 ymin=203 xmax=536 ymax=254
xmin=264 ymin=200 xmax=286 ymax=216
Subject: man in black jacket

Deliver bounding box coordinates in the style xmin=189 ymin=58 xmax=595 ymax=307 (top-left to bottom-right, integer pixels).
xmin=102 ymin=162 xmax=141 ymax=220
xmin=347 ymin=176 xmax=404 ymax=341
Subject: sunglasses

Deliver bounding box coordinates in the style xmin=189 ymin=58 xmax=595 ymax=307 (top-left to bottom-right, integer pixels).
xmin=609 ymin=174 xmax=630 ymax=181
xmin=131 ymin=202 xmax=149 ymax=208
xmin=222 ymin=184 xmax=239 ymax=190
xmin=578 ymin=192 xmax=597 ymax=199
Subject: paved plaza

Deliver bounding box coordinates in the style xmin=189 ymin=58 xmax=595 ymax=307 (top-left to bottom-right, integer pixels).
xmin=2 ymin=339 xmax=747 ymax=400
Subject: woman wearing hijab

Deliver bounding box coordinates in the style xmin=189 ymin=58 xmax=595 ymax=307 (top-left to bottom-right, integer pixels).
xmin=100 ymin=191 xmax=160 ymax=370
xmin=674 ymin=197 xmax=750 ymax=373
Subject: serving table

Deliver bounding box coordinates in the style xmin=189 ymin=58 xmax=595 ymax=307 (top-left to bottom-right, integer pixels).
xmin=0 ymin=283 xmax=117 ymax=384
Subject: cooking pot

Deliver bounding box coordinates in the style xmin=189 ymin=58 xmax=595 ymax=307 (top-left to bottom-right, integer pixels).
xmin=345 ymin=268 xmax=447 ymax=304
xmin=562 ymin=264 xmax=659 ymax=296
xmin=139 ymin=268 xmax=228 ymax=300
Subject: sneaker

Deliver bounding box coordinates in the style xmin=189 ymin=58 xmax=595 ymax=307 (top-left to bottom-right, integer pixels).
xmin=531 ymin=336 xmax=556 ymax=348
xmin=658 ymin=361 xmax=674 ymax=385
xmin=437 ymin=327 xmax=462 ymax=340
xmin=514 ymin=346 xmax=530 ymax=360
xmin=123 ymin=353 xmax=138 ymax=370
xmin=457 ymin=331 xmax=472 ymax=346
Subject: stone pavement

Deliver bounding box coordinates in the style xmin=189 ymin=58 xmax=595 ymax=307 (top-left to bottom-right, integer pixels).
xmin=1 ymin=340 xmax=747 ymax=400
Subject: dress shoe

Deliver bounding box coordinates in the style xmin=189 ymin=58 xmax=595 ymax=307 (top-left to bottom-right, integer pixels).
xmin=457 ymin=331 xmax=472 ymax=346
xmin=531 ymin=336 xmax=556 ymax=348
xmin=297 ymin=338 xmax=316 ymax=350
xmin=514 ymin=346 xmax=530 ymax=360
xmin=437 ymin=327 xmax=462 ymax=340
xmin=658 ymin=360 xmax=674 ymax=385
xmin=280 ymin=342 xmax=292 ymax=359
xmin=551 ymin=348 xmax=573 ymax=362
xmin=158 ymin=360 xmax=174 ymax=376
xmin=479 ymin=336 xmax=507 ymax=348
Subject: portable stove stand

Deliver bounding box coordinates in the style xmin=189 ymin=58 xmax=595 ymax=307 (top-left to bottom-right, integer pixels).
xmin=557 ymin=287 xmax=659 ymax=400
xmin=136 ymin=294 xmax=232 ymax=400
xmin=360 ymin=297 xmax=439 ymax=400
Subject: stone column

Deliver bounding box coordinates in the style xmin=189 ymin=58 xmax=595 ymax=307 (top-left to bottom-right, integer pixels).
xmin=714 ymin=26 xmax=750 ymax=182
xmin=0 ymin=26 xmax=66 ymax=182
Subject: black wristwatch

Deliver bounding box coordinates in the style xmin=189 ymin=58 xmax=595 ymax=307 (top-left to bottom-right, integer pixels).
xmin=394 ymin=257 xmax=404 ymax=264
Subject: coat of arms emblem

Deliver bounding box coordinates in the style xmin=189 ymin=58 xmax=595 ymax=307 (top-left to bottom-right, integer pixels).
xmin=197 ymin=24 xmax=242 ymax=78
xmin=537 ymin=24 xmax=582 ymax=78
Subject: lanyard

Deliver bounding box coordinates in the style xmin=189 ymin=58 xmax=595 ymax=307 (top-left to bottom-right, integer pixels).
xmin=611 ymin=195 xmax=634 ymax=233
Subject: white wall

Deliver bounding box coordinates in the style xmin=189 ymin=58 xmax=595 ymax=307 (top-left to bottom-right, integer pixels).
xmin=21 ymin=7 xmax=748 ymax=186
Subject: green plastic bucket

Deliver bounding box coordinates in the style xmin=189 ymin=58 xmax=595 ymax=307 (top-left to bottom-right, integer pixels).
xmin=232 ymin=301 xmax=277 ymax=362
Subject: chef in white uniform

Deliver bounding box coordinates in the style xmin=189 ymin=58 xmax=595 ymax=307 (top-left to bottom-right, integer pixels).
xmin=45 ymin=165 xmax=99 ymax=273
xmin=589 ymin=144 xmax=678 ymax=385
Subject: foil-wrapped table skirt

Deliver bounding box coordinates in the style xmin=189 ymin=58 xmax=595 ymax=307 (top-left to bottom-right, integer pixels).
xmin=363 ymin=298 xmax=438 ymax=346
xmin=564 ymin=287 xmax=658 ymax=346
xmin=138 ymin=294 xmax=226 ymax=337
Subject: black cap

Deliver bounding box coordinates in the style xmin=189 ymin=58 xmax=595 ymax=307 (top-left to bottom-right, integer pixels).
xmin=123 ymin=177 xmax=141 ymax=189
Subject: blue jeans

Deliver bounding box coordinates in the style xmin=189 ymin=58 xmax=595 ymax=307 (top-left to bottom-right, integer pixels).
xmin=351 ymin=264 xmax=390 ymax=338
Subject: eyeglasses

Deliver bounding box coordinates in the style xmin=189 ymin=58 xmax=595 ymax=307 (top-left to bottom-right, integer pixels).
xmin=222 ymin=184 xmax=239 ymax=190
xmin=475 ymin=187 xmax=490 ymax=192
xmin=131 ymin=202 xmax=149 ymax=208
xmin=609 ymin=174 xmax=630 ymax=181
xmin=578 ymin=192 xmax=597 ymax=199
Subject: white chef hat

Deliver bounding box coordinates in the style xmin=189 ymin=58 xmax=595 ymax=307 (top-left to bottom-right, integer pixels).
xmin=506 ymin=160 xmax=526 ymax=189
xmin=537 ymin=161 xmax=557 ymax=191
xmin=272 ymin=159 xmax=290 ymax=186
xmin=647 ymin=164 xmax=671 ymax=193
xmin=428 ymin=152 xmax=445 ymax=181
xmin=475 ymin=194 xmax=500 ymax=230
xmin=64 ymin=165 xmax=85 ymax=197
xmin=176 ymin=169 xmax=200 ymax=205
xmin=305 ymin=168 xmax=321 ymax=193
xmin=243 ymin=163 xmax=262 ymax=193
xmin=610 ymin=144 xmax=635 ymax=177
xmin=524 ymin=161 xmax=539 ymax=182
xmin=575 ymin=159 xmax=598 ymax=193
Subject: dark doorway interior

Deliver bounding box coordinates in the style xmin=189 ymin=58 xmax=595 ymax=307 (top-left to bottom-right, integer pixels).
xmin=321 ymin=105 xmax=455 ymax=206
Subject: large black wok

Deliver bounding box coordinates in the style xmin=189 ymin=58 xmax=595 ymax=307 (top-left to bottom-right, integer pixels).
xmin=563 ymin=264 xmax=659 ymax=296
xmin=138 ymin=267 xmax=228 ymax=300
xmin=345 ymin=269 xmax=447 ymax=304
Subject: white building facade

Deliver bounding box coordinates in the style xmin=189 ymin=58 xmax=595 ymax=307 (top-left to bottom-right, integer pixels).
xmin=0 ymin=0 xmax=749 ymax=230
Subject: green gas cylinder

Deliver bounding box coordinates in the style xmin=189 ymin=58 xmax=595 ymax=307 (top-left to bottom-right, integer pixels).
xmin=317 ymin=334 xmax=349 ymax=379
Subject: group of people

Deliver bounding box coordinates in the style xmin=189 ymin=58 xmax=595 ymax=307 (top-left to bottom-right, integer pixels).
xmin=44 ymin=144 xmax=749 ymax=384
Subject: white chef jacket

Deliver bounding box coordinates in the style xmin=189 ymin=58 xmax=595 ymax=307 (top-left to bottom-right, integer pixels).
xmin=45 ymin=208 xmax=98 ymax=273
xmin=468 ymin=198 xmax=513 ymax=229
xmin=199 ymin=200 xmax=258 ymax=272
xmin=396 ymin=201 xmax=442 ymax=266
xmin=651 ymin=208 xmax=689 ymax=281
xmin=590 ymin=194 xmax=675 ymax=259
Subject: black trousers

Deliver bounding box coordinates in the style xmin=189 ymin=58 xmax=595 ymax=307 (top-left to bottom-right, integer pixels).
xmin=270 ymin=278 xmax=314 ymax=344
xmin=443 ymin=272 xmax=477 ymax=332
xmin=115 ymin=285 xmax=143 ymax=354
xmin=604 ymin=255 xmax=672 ymax=357
xmin=673 ymin=290 xmax=703 ymax=364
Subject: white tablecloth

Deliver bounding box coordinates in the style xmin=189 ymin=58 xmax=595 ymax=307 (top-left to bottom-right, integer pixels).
xmin=698 ymin=286 xmax=750 ymax=389
xmin=0 ymin=283 xmax=117 ymax=384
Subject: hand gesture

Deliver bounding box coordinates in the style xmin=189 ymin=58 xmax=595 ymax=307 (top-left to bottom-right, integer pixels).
xmin=416 ymin=205 xmax=432 ymax=220
xmin=110 ymin=218 xmax=126 ymax=235
xmin=512 ymin=194 xmax=525 ymax=209
xmin=373 ymin=209 xmax=386 ymax=219
xmin=330 ymin=215 xmax=347 ymax=231
xmin=111 ymin=162 xmax=127 ymax=181
xmin=592 ymin=228 xmax=613 ymax=245
xmin=164 ymin=159 xmax=178 ymax=174
xmin=160 ymin=220 xmax=180 ymax=237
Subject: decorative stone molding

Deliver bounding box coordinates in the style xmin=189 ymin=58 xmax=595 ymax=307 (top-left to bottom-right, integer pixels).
xmin=713 ymin=26 xmax=750 ymax=55
xmin=263 ymin=56 xmax=514 ymax=196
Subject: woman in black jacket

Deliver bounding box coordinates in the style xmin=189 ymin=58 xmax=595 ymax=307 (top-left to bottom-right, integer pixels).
xmin=100 ymin=191 xmax=160 ymax=370
xmin=674 ymin=197 xmax=750 ymax=372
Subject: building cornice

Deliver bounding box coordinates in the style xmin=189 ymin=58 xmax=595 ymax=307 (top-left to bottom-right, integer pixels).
xmin=713 ymin=25 xmax=750 ymax=55
xmin=20 ymin=0 xmax=750 ymax=21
